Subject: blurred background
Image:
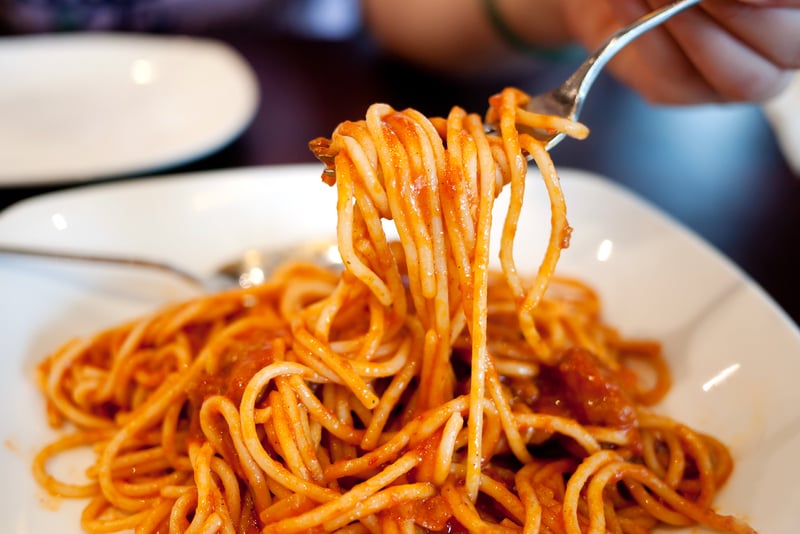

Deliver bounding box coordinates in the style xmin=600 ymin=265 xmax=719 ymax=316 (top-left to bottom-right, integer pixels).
xmin=1 ymin=0 xmax=797 ymax=324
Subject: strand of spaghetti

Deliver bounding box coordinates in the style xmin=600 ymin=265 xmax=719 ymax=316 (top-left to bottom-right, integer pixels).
xmin=563 ymin=450 xmax=621 ymax=534
xmin=353 ymin=294 xmax=387 ymax=362
xmin=160 ymin=400 xmax=185 ymax=467
xmin=201 ymin=315 xmax=291 ymax=376
xmin=148 ymin=297 xmax=212 ymax=346
xmin=676 ymin=424 xmax=716 ymax=508
xmin=185 ymin=442 xmax=217 ymax=534
xmin=327 ymin=331 xmax=401 ymax=359
xmin=492 ymin=356 xmax=538 ymax=378
xmin=365 ymin=106 xmax=425 ymax=318
xmin=494 ymin=88 xmax=528 ymax=305
xmin=287 ymin=375 xmax=365 ymax=444
xmin=514 ymin=412 xmax=601 ymax=454
xmin=515 ymin=463 xmax=544 ymax=534
xmin=441 ymin=480 xmax=520 ymax=534
xmin=44 ymin=338 xmax=115 ymax=429
xmin=259 ymin=493 xmax=316 ymax=524
xmin=168 ymin=488 xmax=198 ymax=532
xmin=238 ymin=361 xmax=338 ymax=503
xmin=519 ymin=136 xmax=572 ymax=364
xmin=326 ymin=395 xmax=469 ymax=481
xmin=384 ymin=112 xmax=438 ymax=301
xmin=464 ymin=97 xmax=499 ymax=503
xmin=704 ymin=432 xmax=735 ymax=486
xmin=440 ymin=108 xmax=476 ymax=313
xmin=32 ymin=428 xmax=115 ymax=498
xmin=587 ymin=461 xmax=757 ymax=534
xmin=407 ymin=109 xmax=454 ymax=302
xmin=620 ymin=341 xmax=672 ymax=405
xmin=115 ymin=470 xmax=188 ymax=498
xmin=352 ymin=514 xmax=382 ymax=533
xmin=93 ymin=312 xmax=154 ymax=403
xmin=485 ymin=358 xmax=533 ymax=464
xmin=334 ymin=156 xmax=394 ymax=306
xmin=97 ymin=374 xmax=196 ymax=511
xmin=290 ymin=339 xmax=348 ymax=384
xmin=382 ymin=126 xmax=435 ymax=330
xmin=209 ymin=455 xmax=242 ymax=529
xmin=186 ymin=513 xmax=223 ymax=534
xmin=341 ymin=132 xmax=409 ymax=319
xmin=276 ymin=376 xmax=325 ymax=483
xmin=322 ymin=483 xmax=437 ymax=531
xmin=198 ymin=395 xmax=272 ymax=511
xmin=351 ymin=389 xmax=376 ymax=433
xmin=328 ymin=385 xmax=358 ymax=464
xmin=409 ymin=398 xmax=470 ymax=448
xmin=360 ymin=344 xmax=419 ymax=450
xmin=433 ymin=411 xmax=464 ymax=486
xmin=477 ymin=474 xmax=526 ymax=525
xmin=516 ymin=107 xmax=590 ymax=140
xmin=87 ymin=444 xmax=179 ymax=478
xmin=129 ymin=496 xmax=174 ymax=534
xmin=405 ymin=108 xmax=455 ymax=409
xmin=440 ymin=110 xmax=479 ymax=373
xmin=349 ymin=333 xmax=411 ymax=378
xmin=277 ymin=270 xmax=340 ymax=322
xmin=262 ymin=451 xmax=421 ymax=533
xmin=623 ymin=463 xmax=702 ymax=524
xmin=310 ymin=276 xmax=353 ymax=341
xmin=268 ymin=390 xmax=312 ymax=481
xmin=479 ymin=396 xmax=504 ymax=459
xmin=584 ymin=425 xmax=637 ymax=447
xmin=337 ymin=124 xmax=391 ymax=217
xmin=378 ymin=515 xmax=406 ymax=534
xmin=291 ymin=321 xmax=379 ymax=409
xmin=80 ymin=495 xmax=165 ymax=533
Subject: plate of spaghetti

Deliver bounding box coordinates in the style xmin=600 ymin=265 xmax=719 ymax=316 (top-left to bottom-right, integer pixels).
xmin=0 ymin=88 xmax=798 ymax=533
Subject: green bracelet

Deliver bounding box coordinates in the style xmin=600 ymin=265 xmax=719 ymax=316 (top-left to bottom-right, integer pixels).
xmin=481 ymin=0 xmax=582 ymax=62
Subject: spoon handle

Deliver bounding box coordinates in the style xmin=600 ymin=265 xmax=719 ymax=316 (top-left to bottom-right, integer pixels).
xmin=0 ymin=244 xmax=203 ymax=287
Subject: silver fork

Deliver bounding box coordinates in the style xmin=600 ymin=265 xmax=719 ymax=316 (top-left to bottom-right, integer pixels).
xmin=519 ymin=0 xmax=702 ymax=151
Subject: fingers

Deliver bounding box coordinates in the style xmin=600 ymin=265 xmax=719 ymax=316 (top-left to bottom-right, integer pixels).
xmin=562 ymin=0 xmax=799 ymax=103
xmin=700 ymin=0 xmax=800 ymax=69
xmin=738 ymin=0 xmax=800 ymax=6
xmin=561 ymin=0 xmax=719 ymax=103
xmin=665 ymin=0 xmax=794 ymax=101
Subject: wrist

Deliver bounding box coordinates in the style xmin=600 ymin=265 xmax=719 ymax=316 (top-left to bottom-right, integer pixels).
xmin=483 ymin=0 xmax=580 ymax=60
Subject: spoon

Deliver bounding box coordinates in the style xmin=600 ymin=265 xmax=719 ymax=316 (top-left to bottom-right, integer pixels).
xmin=511 ymin=0 xmax=702 ymax=151
xmin=0 ymin=239 xmax=342 ymax=292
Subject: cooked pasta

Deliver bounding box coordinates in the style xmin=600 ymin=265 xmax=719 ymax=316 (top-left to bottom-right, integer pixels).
xmin=33 ymin=87 xmax=756 ymax=533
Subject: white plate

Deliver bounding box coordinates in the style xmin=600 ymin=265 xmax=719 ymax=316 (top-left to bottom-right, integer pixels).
xmin=0 ymin=33 xmax=259 ymax=186
xmin=0 ymin=164 xmax=798 ymax=533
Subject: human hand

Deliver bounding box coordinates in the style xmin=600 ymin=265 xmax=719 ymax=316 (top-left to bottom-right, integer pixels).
xmin=560 ymin=0 xmax=800 ymax=103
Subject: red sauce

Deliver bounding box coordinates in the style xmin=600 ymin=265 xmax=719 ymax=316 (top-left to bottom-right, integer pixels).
xmin=409 ymin=495 xmax=453 ymax=531
xmin=188 ymin=329 xmax=284 ymax=408
xmin=532 ymin=347 xmax=638 ymax=429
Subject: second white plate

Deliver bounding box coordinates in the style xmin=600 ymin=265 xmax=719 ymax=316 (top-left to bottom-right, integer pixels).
xmin=0 ymin=32 xmax=259 ymax=186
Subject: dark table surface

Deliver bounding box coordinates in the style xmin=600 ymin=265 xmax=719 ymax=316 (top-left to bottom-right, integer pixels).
xmin=2 ymin=29 xmax=798 ymax=326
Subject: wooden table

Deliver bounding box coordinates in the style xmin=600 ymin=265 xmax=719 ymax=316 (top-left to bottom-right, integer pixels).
xmin=3 ymin=30 xmax=798 ymax=326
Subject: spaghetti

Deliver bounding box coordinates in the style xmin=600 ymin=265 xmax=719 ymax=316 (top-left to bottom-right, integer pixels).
xmin=33 ymin=87 xmax=756 ymax=533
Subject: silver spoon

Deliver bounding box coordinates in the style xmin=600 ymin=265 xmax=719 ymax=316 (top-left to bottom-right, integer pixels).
xmin=0 ymin=239 xmax=342 ymax=292
xmin=513 ymin=0 xmax=702 ymax=151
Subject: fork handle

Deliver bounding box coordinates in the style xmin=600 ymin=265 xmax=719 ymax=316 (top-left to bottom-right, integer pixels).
xmin=560 ymin=0 xmax=703 ymax=110
xmin=0 ymin=244 xmax=203 ymax=287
